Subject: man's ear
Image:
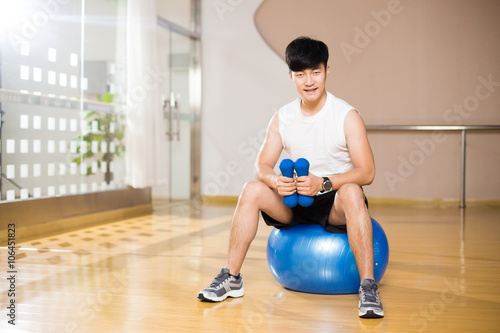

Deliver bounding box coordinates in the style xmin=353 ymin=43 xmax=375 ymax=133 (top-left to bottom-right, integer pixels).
xmin=289 ymin=71 xmax=293 ymax=79
xmin=326 ymin=65 xmax=330 ymax=76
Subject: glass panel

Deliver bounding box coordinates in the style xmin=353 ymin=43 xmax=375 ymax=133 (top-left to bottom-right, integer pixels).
xmin=170 ymin=32 xmax=193 ymax=200
xmin=0 ymin=0 xmax=200 ymax=202
xmin=0 ymin=0 xmax=126 ymax=201
xmin=152 ymin=26 xmax=172 ymax=200
xmin=0 ymin=1 xmax=84 ymax=201
xmin=80 ymin=0 xmax=126 ymax=189
xmin=154 ymin=29 xmax=200 ymax=202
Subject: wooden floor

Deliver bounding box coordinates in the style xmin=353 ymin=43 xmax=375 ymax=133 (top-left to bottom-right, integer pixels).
xmin=1 ymin=201 xmax=500 ymax=333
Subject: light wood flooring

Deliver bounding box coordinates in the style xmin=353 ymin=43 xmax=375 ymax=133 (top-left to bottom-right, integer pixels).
xmin=1 ymin=202 xmax=500 ymax=332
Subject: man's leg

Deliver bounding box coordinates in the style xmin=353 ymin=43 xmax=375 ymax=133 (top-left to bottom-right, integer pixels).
xmin=327 ymin=183 xmax=373 ymax=281
xmin=198 ymin=180 xmax=293 ymax=302
xmin=226 ymin=181 xmax=293 ymax=275
xmin=327 ymin=183 xmax=383 ymax=318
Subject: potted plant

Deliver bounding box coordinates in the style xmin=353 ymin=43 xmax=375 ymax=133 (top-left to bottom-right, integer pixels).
xmin=71 ymin=93 xmax=125 ymax=184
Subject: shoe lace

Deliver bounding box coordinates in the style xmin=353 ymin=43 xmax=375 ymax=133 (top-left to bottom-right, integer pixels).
xmin=209 ymin=271 xmax=230 ymax=288
xmin=362 ymin=283 xmax=379 ymax=304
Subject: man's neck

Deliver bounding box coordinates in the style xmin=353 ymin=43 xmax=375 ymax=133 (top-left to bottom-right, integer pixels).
xmin=301 ymin=91 xmax=328 ymax=116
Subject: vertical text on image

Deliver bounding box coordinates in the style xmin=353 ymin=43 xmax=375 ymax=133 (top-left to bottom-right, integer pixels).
xmin=6 ymin=222 xmax=17 ymax=326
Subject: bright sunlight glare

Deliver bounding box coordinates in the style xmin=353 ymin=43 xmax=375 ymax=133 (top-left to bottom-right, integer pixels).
xmin=0 ymin=1 xmax=38 ymax=32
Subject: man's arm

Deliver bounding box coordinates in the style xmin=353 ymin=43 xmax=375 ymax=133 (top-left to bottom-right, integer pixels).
xmin=254 ymin=112 xmax=296 ymax=195
xmin=296 ymin=109 xmax=375 ymax=195
xmin=331 ymin=109 xmax=375 ymax=189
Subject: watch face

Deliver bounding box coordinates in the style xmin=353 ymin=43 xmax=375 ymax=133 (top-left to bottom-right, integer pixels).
xmin=325 ymin=181 xmax=332 ymax=191
xmin=323 ymin=178 xmax=332 ymax=191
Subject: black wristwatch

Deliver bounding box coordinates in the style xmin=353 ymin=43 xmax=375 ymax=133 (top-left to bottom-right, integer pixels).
xmin=321 ymin=177 xmax=332 ymax=192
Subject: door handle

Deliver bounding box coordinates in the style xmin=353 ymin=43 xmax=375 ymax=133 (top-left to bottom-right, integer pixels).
xmin=174 ymin=93 xmax=180 ymax=141
xmin=163 ymin=95 xmax=173 ymax=141
xmin=164 ymin=92 xmax=180 ymax=141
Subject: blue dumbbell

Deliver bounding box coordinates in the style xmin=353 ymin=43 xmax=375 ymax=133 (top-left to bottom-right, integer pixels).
xmin=294 ymin=158 xmax=314 ymax=207
xmin=279 ymin=159 xmax=298 ymax=208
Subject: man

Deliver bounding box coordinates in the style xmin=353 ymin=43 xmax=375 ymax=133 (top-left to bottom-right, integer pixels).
xmin=198 ymin=36 xmax=383 ymax=318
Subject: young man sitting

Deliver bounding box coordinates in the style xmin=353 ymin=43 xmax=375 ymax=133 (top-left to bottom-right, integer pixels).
xmin=198 ymin=36 xmax=383 ymax=318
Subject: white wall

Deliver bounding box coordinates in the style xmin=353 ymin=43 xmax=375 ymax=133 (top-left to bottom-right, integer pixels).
xmin=201 ymin=0 xmax=296 ymax=196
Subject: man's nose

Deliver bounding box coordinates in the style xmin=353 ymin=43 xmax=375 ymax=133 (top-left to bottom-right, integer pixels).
xmin=305 ymin=74 xmax=314 ymax=85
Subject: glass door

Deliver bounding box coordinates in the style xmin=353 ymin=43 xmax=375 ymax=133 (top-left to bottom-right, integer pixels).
xmin=169 ymin=32 xmax=200 ymax=201
xmin=156 ymin=28 xmax=200 ymax=202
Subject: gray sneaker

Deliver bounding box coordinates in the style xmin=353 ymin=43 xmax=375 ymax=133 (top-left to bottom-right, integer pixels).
xmin=358 ymin=279 xmax=384 ymax=318
xmin=198 ymin=268 xmax=245 ymax=302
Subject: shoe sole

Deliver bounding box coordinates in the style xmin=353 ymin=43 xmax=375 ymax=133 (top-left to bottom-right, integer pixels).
xmin=358 ymin=301 xmax=384 ymax=318
xmin=359 ymin=309 xmax=384 ymax=318
xmin=198 ymin=288 xmax=245 ymax=302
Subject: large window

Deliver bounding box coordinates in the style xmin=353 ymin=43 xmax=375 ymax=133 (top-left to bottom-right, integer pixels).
xmin=0 ymin=0 xmax=202 ymax=203
xmin=0 ymin=0 xmax=126 ymax=201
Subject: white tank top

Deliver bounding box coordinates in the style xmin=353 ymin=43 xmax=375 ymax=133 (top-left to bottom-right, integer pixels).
xmin=278 ymin=92 xmax=357 ymax=178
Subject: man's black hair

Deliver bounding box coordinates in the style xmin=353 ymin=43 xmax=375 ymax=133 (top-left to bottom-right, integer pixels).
xmin=285 ymin=36 xmax=329 ymax=72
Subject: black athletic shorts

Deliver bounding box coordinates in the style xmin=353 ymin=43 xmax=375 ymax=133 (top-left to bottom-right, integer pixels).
xmin=261 ymin=189 xmax=368 ymax=234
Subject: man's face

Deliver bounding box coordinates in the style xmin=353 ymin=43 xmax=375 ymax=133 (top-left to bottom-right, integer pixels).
xmin=290 ymin=64 xmax=329 ymax=104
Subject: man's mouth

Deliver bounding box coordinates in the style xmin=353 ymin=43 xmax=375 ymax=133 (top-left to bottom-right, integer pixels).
xmin=304 ymin=88 xmax=318 ymax=93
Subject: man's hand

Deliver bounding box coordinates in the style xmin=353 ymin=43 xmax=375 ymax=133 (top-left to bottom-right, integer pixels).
xmin=276 ymin=175 xmax=297 ymax=196
xmin=296 ymin=173 xmax=323 ymax=196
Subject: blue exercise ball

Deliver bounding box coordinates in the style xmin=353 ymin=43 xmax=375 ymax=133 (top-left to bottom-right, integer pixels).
xmin=266 ymin=218 xmax=389 ymax=294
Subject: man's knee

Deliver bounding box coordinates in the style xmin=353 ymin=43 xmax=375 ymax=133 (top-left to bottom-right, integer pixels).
xmin=337 ymin=183 xmax=365 ymax=207
xmin=240 ymin=181 xmax=270 ymax=204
